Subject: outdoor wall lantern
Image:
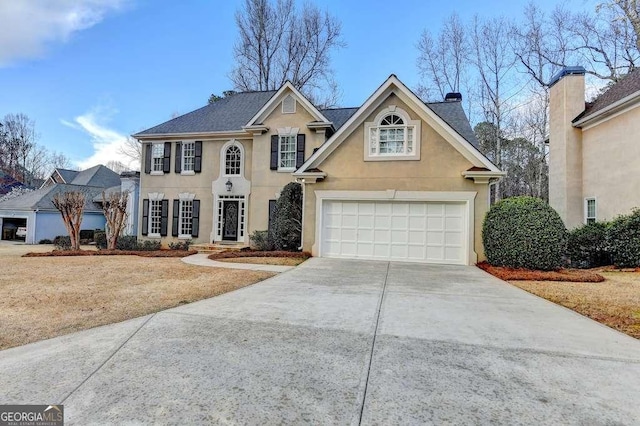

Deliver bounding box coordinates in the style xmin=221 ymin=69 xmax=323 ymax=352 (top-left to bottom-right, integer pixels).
xmin=226 ymin=179 xmax=233 ymax=192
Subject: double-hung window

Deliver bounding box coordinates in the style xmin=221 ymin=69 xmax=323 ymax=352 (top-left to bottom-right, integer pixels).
xmin=179 ymin=200 xmax=193 ymax=236
xmin=149 ymin=199 xmax=162 ymax=235
xmin=182 ymin=142 xmax=195 ymax=172
xmin=151 ymin=144 xmax=164 ymax=172
xmin=225 ymin=145 xmax=242 ymax=175
xmin=279 ymin=135 xmax=297 ymax=170
xmin=365 ymin=106 xmax=420 ymax=161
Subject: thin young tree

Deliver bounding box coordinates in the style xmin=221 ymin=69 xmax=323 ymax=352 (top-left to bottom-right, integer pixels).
xmin=231 ymin=0 xmax=344 ymax=107
xmin=52 ymin=191 xmax=86 ymax=250
xmin=102 ymin=190 xmax=129 ymax=250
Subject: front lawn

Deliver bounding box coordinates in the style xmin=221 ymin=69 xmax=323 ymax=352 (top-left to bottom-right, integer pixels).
xmin=0 ymin=244 xmax=274 ymax=350
xmin=509 ymin=271 xmax=640 ymax=339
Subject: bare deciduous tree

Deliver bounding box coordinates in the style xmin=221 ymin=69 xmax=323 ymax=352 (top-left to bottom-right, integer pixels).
xmin=52 ymin=191 xmax=86 ymax=250
xmin=118 ymin=136 xmax=142 ymax=169
xmin=102 ymin=190 xmax=128 ymax=250
xmin=231 ymin=0 xmax=344 ymax=107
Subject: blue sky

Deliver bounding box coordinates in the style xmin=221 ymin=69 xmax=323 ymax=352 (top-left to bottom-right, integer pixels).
xmin=0 ymin=0 xmax=592 ymax=170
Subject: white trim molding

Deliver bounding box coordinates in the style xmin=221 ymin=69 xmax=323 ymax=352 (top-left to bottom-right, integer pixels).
xmin=313 ymin=190 xmax=478 ymax=265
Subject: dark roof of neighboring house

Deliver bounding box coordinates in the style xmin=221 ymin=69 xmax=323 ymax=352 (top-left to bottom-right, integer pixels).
xmin=321 ymin=107 xmax=359 ymax=130
xmin=69 ymin=165 xmax=121 ymax=187
xmin=0 ymin=170 xmax=27 ymax=195
xmin=134 ymin=91 xmax=278 ymax=135
xmin=427 ymin=101 xmax=479 ymax=147
xmin=574 ymin=67 xmax=640 ymax=122
xmin=55 ymin=168 xmax=79 ymax=183
xmin=0 ymin=165 xmax=121 ymax=212
xmin=134 ymin=88 xmax=478 ymax=147
xmin=0 ymin=184 xmax=106 ymax=212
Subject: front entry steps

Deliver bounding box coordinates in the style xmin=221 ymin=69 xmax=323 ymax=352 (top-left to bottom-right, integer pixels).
xmin=191 ymin=242 xmax=249 ymax=254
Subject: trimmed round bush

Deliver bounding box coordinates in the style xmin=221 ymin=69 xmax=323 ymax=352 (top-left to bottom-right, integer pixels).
xmin=607 ymin=209 xmax=640 ymax=267
xmin=482 ymin=196 xmax=567 ymax=270
xmin=567 ymin=222 xmax=610 ymax=268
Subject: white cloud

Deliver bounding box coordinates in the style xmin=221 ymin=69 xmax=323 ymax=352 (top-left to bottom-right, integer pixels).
xmin=0 ymin=0 xmax=127 ymax=66
xmin=62 ymin=105 xmax=139 ymax=171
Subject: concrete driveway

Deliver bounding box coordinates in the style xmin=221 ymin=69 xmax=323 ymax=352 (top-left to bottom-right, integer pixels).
xmin=1 ymin=258 xmax=640 ymax=424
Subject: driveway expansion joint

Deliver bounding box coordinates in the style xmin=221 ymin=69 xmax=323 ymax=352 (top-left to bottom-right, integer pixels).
xmin=59 ymin=314 xmax=156 ymax=404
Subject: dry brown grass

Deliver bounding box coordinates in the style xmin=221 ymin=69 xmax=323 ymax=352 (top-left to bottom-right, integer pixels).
xmin=0 ymin=243 xmax=274 ymax=350
xmin=510 ymin=271 xmax=640 ymax=339
xmin=217 ymin=257 xmax=306 ymax=266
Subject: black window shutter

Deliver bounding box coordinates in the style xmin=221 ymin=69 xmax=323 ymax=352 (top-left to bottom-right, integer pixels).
xmin=172 ymin=200 xmax=179 ymax=236
xmin=296 ymin=134 xmax=306 ymax=168
xmin=194 ymin=141 xmax=202 ymax=173
xmin=192 ymin=200 xmax=200 ymax=237
xmin=160 ymin=199 xmax=169 ymax=236
xmin=268 ymin=199 xmax=277 ymax=232
xmin=163 ymin=142 xmax=171 ymax=173
xmin=175 ymin=142 xmax=182 ymax=174
xmin=144 ymin=144 xmax=151 ymax=174
xmin=270 ymin=135 xmax=278 ymax=170
xmin=141 ymin=199 xmax=149 ymax=235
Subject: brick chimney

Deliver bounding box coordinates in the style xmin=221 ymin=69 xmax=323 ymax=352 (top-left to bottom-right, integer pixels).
xmin=549 ymin=66 xmax=586 ymax=229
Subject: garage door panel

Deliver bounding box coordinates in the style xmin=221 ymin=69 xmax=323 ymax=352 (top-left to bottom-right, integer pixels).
xmin=322 ymin=200 xmax=467 ymax=265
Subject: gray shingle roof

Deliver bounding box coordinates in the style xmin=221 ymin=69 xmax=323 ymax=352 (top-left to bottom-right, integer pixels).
xmin=573 ymin=67 xmax=640 ymax=123
xmin=134 ymin=91 xmax=277 ymax=136
xmin=427 ymin=101 xmax=479 ymax=148
xmin=321 ymin=108 xmax=359 ymax=130
xmin=0 ymin=184 xmax=106 ymax=212
xmin=70 ymin=165 xmax=121 ymax=187
xmin=55 ymin=168 xmax=79 ymax=183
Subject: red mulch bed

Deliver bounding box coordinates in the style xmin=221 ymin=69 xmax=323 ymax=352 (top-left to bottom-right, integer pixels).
xmin=477 ymin=261 xmax=605 ymax=282
xmin=208 ymin=250 xmax=311 ymax=261
xmin=23 ymin=250 xmax=198 ymax=258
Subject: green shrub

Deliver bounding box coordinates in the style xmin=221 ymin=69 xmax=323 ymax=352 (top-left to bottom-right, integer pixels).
xmin=272 ymin=182 xmax=303 ymax=251
xmin=137 ymin=240 xmax=161 ymax=251
xmin=567 ymin=222 xmax=610 ymax=268
xmin=116 ymin=236 xmax=138 ymax=250
xmin=38 ymin=239 xmax=52 ymax=244
xmin=250 ymin=230 xmax=275 ymax=251
xmin=607 ymin=209 xmax=640 ymax=267
xmin=94 ymin=231 xmax=107 ymax=249
xmin=482 ymin=196 xmax=567 ymax=270
xmin=53 ymin=235 xmax=71 ymax=251
xmin=168 ymin=240 xmax=191 ymax=250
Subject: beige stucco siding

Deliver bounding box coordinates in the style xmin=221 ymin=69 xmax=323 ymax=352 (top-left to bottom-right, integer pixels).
xmin=248 ymin=96 xmax=325 ymax=233
xmin=301 ymin=94 xmax=490 ymax=261
xmin=581 ymin=106 xmax=640 ymax=222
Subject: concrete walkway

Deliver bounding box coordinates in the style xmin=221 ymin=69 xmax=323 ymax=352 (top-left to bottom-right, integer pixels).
xmin=181 ymin=252 xmax=294 ymax=272
xmin=1 ymin=258 xmax=639 ymax=424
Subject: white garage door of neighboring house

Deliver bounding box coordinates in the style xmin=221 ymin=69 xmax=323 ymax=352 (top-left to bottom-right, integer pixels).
xmin=321 ymin=200 xmax=467 ymax=265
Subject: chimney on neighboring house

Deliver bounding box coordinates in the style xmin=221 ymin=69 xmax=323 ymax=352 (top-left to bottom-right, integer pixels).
xmin=548 ymin=66 xmax=586 ymax=229
xmin=445 ymin=92 xmax=462 ymax=102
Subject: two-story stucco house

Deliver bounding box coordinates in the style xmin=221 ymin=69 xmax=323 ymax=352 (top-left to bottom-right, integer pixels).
xmin=133 ymin=75 xmax=503 ymax=265
xmin=549 ymin=66 xmax=640 ymax=229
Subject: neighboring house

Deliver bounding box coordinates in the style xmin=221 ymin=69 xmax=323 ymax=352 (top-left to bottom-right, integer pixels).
xmin=0 ymin=165 xmax=125 ymax=243
xmin=93 ymin=171 xmax=141 ymax=236
xmin=0 ymin=170 xmax=28 ymax=195
xmin=134 ymin=75 xmax=503 ymax=265
xmin=549 ymin=66 xmax=640 ymax=229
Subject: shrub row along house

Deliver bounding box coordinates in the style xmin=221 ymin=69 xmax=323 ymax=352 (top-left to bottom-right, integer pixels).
xmin=133 ymin=76 xmax=503 ymax=265
xmin=549 ymin=66 xmax=640 ymax=229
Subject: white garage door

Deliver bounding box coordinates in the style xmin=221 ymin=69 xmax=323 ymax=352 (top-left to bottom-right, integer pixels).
xmin=321 ymin=200 xmax=467 ymax=264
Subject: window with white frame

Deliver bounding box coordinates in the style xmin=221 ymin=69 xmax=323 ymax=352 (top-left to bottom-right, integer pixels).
xmin=365 ymin=106 xmax=420 ymax=161
xmin=279 ymin=135 xmax=296 ymax=169
xmin=282 ymin=94 xmax=296 ymax=113
xmin=151 ymin=143 xmax=164 ymax=172
xmin=149 ymin=199 xmax=162 ymax=235
xmin=585 ymin=198 xmax=597 ymax=224
xmin=182 ymin=142 xmax=195 ymax=172
xmin=179 ymin=199 xmax=193 ymax=236
xmin=225 ymin=145 xmax=242 ymax=175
